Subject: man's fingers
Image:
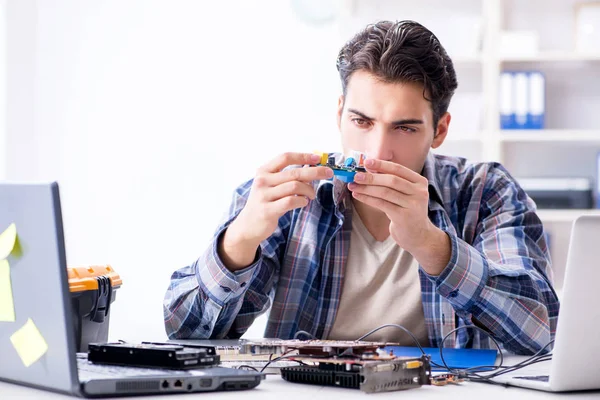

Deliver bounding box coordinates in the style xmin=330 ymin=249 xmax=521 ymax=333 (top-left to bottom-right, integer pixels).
xmin=348 ymin=184 xmax=409 ymax=208
xmin=261 ymin=152 xmax=322 ymax=173
xmin=364 ymin=159 xmax=426 ymax=184
xmin=265 ymin=181 xmax=316 ymax=201
xmin=268 ymin=195 xmax=310 ymax=215
xmin=351 ymin=191 xmax=396 ymax=216
xmin=354 ymin=171 xmax=415 ymax=194
xmin=266 ymin=166 xmax=333 ymax=186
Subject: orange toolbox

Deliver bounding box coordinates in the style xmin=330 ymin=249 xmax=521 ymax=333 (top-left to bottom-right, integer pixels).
xmin=68 ymin=265 xmax=122 ymax=352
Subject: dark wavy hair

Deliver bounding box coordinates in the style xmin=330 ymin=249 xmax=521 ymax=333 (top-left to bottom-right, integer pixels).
xmin=336 ymin=20 xmax=458 ymax=129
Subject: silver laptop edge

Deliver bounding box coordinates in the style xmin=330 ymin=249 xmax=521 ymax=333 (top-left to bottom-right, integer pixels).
xmin=0 ymin=183 xmax=80 ymax=395
xmin=496 ymin=215 xmax=600 ymax=392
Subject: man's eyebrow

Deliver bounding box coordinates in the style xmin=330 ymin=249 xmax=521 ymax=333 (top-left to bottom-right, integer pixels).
xmin=347 ymin=109 xmax=423 ymax=125
xmin=347 ymin=108 xmax=373 ymax=121
xmin=391 ymin=118 xmax=424 ymax=125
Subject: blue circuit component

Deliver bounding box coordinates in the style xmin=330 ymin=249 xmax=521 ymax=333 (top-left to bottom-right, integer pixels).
xmin=344 ymin=157 xmax=356 ymax=168
xmin=315 ymin=151 xmax=365 ymax=184
xmin=331 ymin=168 xmax=356 ymax=183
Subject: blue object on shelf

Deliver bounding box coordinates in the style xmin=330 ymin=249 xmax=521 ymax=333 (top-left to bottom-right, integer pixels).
xmin=383 ymin=346 xmax=498 ymax=372
xmin=596 ymin=152 xmax=600 ymax=209
xmin=499 ymin=71 xmax=545 ymax=130
xmin=514 ymin=72 xmax=529 ymax=129
xmin=499 ymin=72 xmax=516 ymax=129
xmin=527 ymin=71 xmax=545 ymax=129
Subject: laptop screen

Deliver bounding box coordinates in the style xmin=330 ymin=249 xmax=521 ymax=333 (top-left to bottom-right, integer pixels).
xmin=0 ymin=183 xmax=79 ymax=395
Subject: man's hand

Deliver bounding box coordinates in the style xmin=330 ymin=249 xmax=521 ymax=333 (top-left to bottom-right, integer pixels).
xmin=347 ymin=158 xmax=451 ymax=275
xmin=220 ymin=152 xmax=333 ymax=271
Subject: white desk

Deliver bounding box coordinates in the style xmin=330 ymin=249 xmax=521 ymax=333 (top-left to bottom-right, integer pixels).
xmin=2 ymin=356 xmax=600 ymax=399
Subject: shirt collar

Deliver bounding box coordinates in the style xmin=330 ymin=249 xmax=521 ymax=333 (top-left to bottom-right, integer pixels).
xmin=422 ymin=152 xmax=444 ymax=206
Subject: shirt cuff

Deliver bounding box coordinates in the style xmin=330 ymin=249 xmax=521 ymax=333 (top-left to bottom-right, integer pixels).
xmin=197 ymin=225 xmax=261 ymax=306
xmin=426 ymin=232 xmax=489 ymax=311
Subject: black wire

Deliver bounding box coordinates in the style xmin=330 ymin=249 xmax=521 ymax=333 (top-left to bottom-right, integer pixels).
xmin=293 ymin=330 xmax=316 ymax=340
xmin=468 ymin=339 xmax=554 ymax=381
xmin=354 ymin=323 xmax=556 ymax=386
xmin=259 ymin=353 xmax=323 ymax=373
xmin=467 ymin=355 xmax=553 ymax=385
xmin=438 ymin=327 xmax=555 ymax=385
xmin=235 ymin=365 xmax=260 ymax=372
xmin=478 ymin=353 xmax=553 ymax=379
xmin=489 ymin=341 xmax=553 ymax=376
xmin=437 ymin=325 xmax=505 ymax=374
xmin=356 ymin=323 xmax=427 ymax=355
xmin=259 ymin=350 xmax=295 ymax=373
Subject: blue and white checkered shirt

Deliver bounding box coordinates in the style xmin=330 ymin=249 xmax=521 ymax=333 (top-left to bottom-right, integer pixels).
xmin=164 ymin=152 xmax=559 ymax=355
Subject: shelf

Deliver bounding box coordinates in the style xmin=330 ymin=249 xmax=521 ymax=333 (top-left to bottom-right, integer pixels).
xmin=452 ymin=55 xmax=483 ymax=64
xmin=444 ymin=136 xmax=483 ymax=143
xmin=500 ymin=52 xmax=600 ymax=63
xmin=537 ymin=209 xmax=600 ymax=223
xmin=498 ymin=130 xmax=600 ymax=143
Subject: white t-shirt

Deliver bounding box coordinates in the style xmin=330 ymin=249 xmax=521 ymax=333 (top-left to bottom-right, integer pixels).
xmin=328 ymin=207 xmax=429 ymax=346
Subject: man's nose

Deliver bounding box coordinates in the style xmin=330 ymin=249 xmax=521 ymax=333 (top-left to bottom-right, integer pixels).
xmin=367 ymin=130 xmax=393 ymax=161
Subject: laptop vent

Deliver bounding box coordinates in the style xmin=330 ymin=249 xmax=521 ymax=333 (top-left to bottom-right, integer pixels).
xmin=116 ymin=380 xmax=160 ymax=392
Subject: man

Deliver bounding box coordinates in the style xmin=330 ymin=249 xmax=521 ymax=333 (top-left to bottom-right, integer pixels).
xmin=163 ymin=20 xmax=559 ymax=355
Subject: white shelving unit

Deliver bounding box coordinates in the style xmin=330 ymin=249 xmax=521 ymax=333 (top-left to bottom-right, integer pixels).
xmin=500 ymin=52 xmax=600 ymax=62
xmin=469 ymin=0 xmax=600 ymax=290
xmin=499 ymin=130 xmax=600 ymax=143
xmin=453 ymin=55 xmax=484 ymax=64
xmin=338 ymin=0 xmax=600 ymax=290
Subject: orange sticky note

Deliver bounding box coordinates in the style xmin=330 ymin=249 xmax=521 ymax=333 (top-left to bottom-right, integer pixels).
xmin=10 ymin=318 xmax=49 ymax=367
xmin=0 ymin=259 xmax=16 ymax=321
xmin=0 ymin=223 xmax=17 ymax=260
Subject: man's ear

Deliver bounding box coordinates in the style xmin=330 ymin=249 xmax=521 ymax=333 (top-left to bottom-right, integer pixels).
xmin=336 ymin=95 xmax=344 ymax=131
xmin=431 ymin=112 xmax=451 ymax=149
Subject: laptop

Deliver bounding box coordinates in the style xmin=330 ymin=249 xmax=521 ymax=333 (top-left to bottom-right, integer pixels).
xmin=494 ymin=214 xmax=600 ymax=391
xmin=0 ymin=182 xmax=263 ymax=397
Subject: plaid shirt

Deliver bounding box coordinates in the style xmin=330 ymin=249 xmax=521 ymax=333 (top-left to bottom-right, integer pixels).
xmin=164 ymin=152 xmax=559 ymax=355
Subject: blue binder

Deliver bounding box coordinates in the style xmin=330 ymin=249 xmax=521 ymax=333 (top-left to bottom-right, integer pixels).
xmin=499 ymin=71 xmax=545 ymax=130
xmin=596 ymin=152 xmax=600 ymax=209
xmin=527 ymin=71 xmax=545 ymax=129
xmin=514 ymin=72 xmax=529 ymax=129
xmin=499 ymin=72 xmax=515 ymax=129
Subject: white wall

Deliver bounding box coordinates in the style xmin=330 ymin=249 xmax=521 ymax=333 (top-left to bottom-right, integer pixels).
xmin=3 ymin=0 xmax=514 ymax=342
xmin=0 ymin=1 xmax=5 ymax=181
xmin=7 ymin=0 xmax=345 ymax=342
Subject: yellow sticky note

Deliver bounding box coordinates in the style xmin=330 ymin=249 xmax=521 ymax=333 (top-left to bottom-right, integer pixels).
xmin=10 ymin=318 xmax=49 ymax=367
xmin=0 ymin=259 xmax=16 ymax=321
xmin=0 ymin=223 xmax=17 ymax=260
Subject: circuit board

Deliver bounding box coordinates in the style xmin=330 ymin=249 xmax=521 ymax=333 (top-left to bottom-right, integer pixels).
xmin=239 ymin=339 xmax=389 ymax=357
xmin=281 ymin=354 xmax=432 ymax=393
xmin=314 ymin=151 xmax=367 ymax=183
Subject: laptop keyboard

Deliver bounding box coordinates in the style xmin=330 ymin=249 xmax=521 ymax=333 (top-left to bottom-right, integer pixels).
xmin=77 ymin=358 xmax=190 ymax=380
xmin=514 ymin=375 xmax=549 ymax=382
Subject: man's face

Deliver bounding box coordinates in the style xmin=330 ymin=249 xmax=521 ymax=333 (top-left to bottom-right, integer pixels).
xmin=337 ymin=70 xmax=450 ymax=174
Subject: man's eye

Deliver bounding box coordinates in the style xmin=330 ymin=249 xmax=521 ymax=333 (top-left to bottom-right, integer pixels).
xmin=396 ymin=126 xmax=416 ymax=133
xmin=352 ymin=118 xmax=367 ymax=126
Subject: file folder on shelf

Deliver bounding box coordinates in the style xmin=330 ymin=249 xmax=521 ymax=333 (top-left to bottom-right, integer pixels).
xmin=499 ymin=71 xmax=545 ymax=130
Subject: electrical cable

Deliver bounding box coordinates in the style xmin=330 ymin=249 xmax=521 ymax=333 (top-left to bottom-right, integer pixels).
xmin=354 ymin=323 xmax=555 ymax=386
xmin=259 ymin=350 xmax=297 ymax=373
xmin=356 ymin=323 xmax=427 ymax=355
xmin=293 ymin=330 xmax=316 ymax=340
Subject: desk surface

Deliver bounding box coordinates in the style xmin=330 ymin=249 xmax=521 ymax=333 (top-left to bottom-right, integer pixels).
xmin=2 ymin=356 xmax=600 ymax=399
